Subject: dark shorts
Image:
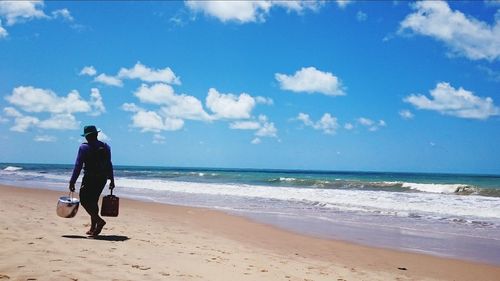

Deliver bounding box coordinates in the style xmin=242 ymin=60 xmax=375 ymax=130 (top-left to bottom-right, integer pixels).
xmin=79 ymin=174 xmax=107 ymax=209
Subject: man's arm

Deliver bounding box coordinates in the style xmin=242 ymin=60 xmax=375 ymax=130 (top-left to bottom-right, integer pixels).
xmin=107 ymin=144 xmax=115 ymax=190
xmin=69 ymin=145 xmax=86 ymax=191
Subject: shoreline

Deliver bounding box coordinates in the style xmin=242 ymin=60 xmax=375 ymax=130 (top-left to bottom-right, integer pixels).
xmin=1 ymin=184 xmax=499 ymax=280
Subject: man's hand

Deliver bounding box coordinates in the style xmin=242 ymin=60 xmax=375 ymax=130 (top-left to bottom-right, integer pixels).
xmin=69 ymin=182 xmax=75 ymax=192
xmin=109 ymin=181 xmax=115 ymax=190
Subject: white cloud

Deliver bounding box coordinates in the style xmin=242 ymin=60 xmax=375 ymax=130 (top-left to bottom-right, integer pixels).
xmin=186 ymin=1 xmax=270 ymax=23
xmin=399 ymin=109 xmax=414 ymax=120
xmin=336 ymin=0 xmax=353 ymax=9
xmin=404 ymin=82 xmax=500 ymax=120
xmin=121 ymin=102 xmax=142 ymax=113
xmin=118 ymin=62 xmax=181 ymax=84
xmin=134 ymin=83 xmax=175 ymax=105
xmin=94 ymin=73 xmax=123 ymax=87
xmin=160 ymin=95 xmax=213 ymax=121
xmin=297 ymin=112 xmax=339 ymax=135
xmin=229 ymin=114 xmax=277 ymax=138
xmin=3 ymin=107 xmax=22 ymax=118
xmin=152 ymin=134 xmax=166 ymax=144
xmin=344 ymin=122 xmax=354 ymax=130
xmin=255 ymin=96 xmax=274 ymax=105
xmin=38 ymin=113 xmax=79 ymax=130
xmin=5 ymin=86 xmax=91 ymax=114
xmin=0 ymin=20 xmax=7 ymax=38
xmin=134 ymin=83 xmax=212 ymax=121
xmin=4 ymin=86 xmax=106 ymax=132
xmin=10 ymin=115 xmax=39 ymax=132
xmin=185 ymin=0 xmax=322 ymax=23
xmin=256 ymin=115 xmax=277 ymax=137
xmin=34 ymin=135 xmax=57 ymax=142
xmin=51 ymin=8 xmax=73 ymax=21
xmin=357 ymin=117 xmax=386 ymax=131
xmin=256 ymin=121 xmax=277 ymax=137
xmin=356 ymin=11 xmax=367 ymax=22
xmin=6 ymin=109 xmax=80 ymax=133
xmin=313 ymin=113 xmax=338 ymax=135
xmin=131 ymin=111 xmax=163 ymax=132
xmin=79 ymin=66 xmax=97 ymax=76
xmin=272 ymin=1 xmax=323 ymax=13
xmin=229 ymin=120 xmax=261 ymax=130
xmin=251 ymin=137 xmax=262 ymax=145
xmin=275 ymin=67 xmax=345 ymax=96
xmin=91 ymin=63 xmax=180 ymax=87
xmin=122 ymin=103 xmax=144 ymax=112
xmin=0 ymin=1 xmax=74 ymax=38
xmin=131 ymin=110 xmax=184 ymax=133
xmin=97 ymin=130 xmax=111 ymax=142
xmin=357 ymin=117 xmax=374 ymax=126
xmin=0 ymin=1 xmax=47 ymax=26
xmin=297 ymin=112 xmax=314 ymax=126
xmin=206 ymin=88 xmax=256 ymax=119
xmin=399 ymin=1 xmax=500 ymax=61
xmin=89 ymin=88 xmax=105 ymax=116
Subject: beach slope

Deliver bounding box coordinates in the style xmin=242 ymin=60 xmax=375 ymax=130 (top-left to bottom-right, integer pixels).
xmin=1 ymin=184 xmax=499 ymax=281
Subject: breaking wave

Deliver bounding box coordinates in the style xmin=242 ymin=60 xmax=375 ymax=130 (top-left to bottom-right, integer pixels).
xmin=3 ymin=166 xmax=23 ymax=171
xmin=266 ymin=177 xmax=499 ymax=197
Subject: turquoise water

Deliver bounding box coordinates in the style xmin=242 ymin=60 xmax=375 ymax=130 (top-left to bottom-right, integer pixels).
xmin=3 ymin=163 xmax=500 ymax=196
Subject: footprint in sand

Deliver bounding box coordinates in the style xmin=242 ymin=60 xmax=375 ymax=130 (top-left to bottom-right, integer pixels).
xmin=0 ymin=274 xmax=10 ymax=280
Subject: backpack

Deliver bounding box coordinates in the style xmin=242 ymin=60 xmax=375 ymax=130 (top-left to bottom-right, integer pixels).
xmin=84 ymin=141 xmax=111 ymax=177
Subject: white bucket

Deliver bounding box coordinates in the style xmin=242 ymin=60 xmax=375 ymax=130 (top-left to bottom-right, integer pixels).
xmin=57 ymin=194 xmax=80 ymax=218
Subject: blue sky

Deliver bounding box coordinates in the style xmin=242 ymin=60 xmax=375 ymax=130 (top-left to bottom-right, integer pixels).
xmin=0 ymin=1 xmax=499 ymax=174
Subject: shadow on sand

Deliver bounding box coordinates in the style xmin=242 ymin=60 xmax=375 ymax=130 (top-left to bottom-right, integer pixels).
xmin=62 ymin=234 xmax=130 ymax=242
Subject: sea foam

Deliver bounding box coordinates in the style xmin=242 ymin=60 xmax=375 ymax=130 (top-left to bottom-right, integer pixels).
xmin=400 ymin=182 xmax=474 ymax=194
xmin=115 ymin=177 xmax=500 ymax=220
xmin=3 ymin=166 xmax=23 ymax=171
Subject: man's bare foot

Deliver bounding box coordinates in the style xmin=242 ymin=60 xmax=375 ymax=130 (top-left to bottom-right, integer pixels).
xmin=86 ymin=222 xmax=96 ymax=235
xmin=91 ymin=220 xmax=106 ymax=236
xmin=86 ymin=225 xmax=95 ymax=235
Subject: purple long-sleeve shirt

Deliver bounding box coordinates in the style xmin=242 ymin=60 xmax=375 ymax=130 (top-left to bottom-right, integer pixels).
xmin=70 ymin=140 xmax=114 ymax=184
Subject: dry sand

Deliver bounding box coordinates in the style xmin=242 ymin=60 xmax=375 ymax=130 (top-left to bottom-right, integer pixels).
xmin=1 ymin=184 xmax=499 ymax=281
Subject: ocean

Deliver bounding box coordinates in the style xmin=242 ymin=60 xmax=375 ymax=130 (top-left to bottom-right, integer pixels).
xmin=1 ymin=163 xmax=500 ymax=265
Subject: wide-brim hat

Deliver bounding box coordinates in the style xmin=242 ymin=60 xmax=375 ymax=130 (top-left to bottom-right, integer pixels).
xmin=81 ymin=125 xmax=100 ymax=137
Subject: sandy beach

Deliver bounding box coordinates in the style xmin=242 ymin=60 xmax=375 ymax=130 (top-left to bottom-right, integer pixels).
xmin=1 ymin=184 xmax=499 ymax=281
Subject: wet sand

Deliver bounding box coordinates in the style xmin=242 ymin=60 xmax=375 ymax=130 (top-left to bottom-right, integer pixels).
xmin=1 ymin=184 xmax=499 ymax=281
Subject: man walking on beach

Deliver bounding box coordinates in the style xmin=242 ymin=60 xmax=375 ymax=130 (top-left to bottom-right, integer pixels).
xmin=69 ymin=125 xmax=115 ymax=236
